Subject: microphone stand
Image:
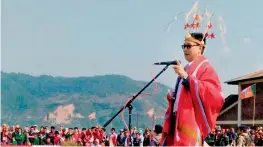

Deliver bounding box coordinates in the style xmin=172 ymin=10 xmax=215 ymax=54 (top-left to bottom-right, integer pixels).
xmin=103 ymin=64 xmax=170 ymax=129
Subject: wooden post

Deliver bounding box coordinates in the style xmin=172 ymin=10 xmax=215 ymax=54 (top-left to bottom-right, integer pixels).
xmin=238 ymin=84 xmax=242 ymax=126
xmin=253 ymin=94 xmax=256 ymax=126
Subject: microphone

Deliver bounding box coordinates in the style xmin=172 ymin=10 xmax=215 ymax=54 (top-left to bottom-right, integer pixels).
xmin=154 ymin=60 xmax=180 ymax=65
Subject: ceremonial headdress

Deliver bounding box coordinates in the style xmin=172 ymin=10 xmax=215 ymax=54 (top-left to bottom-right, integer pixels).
xmin=185 ymin=32 xmax=206 ymax=47
xmin=183 ymin=2 xmax=216 ymax=49
xmin=166 ymin=1 xmax=223 ymax=49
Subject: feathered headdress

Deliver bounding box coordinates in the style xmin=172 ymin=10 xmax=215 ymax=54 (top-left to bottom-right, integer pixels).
xmin=183 ymin=2 xmax=216 ymax=46
xmin=166 ymin=1 xmax=221 ymax=47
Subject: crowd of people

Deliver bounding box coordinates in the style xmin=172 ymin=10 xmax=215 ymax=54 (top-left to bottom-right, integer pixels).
xmin=0 ymin=124 xmax=162 ymax=146
xmin=205 ymin=125 xmax=263 ymax=146
xmin=1 ymin=123 xmax=263 ymax=146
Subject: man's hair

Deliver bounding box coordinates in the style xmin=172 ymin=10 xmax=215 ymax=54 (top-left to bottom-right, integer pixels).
xmin=250 ymin=126 xmax=257 ymax=130
xmin=190 ymin=32 xmax=207 ymax=54
xmin=154 ymin=124 xmax=163 ymax=134
xmin=238 ymin=125 xmax=248 ymax=132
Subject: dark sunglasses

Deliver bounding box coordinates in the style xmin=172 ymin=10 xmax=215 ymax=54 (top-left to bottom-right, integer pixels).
xmin=181 ymin=44 xmax=200 ymax=49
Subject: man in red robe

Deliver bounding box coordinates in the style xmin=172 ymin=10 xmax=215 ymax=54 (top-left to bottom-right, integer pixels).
xmin=160 ymin=32 xmax=224 ymax=146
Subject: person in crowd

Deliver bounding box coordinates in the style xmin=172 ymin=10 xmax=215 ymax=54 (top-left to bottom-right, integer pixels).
xmin=12 ymin=125 xmax=25 ymax=145
xmin=133 ymin=132 xmax=142 ymax=146
xmin=255 ymin=130 xmax=263 ymax=146
xmin=117 ymin=129 xmax=125 ymax=146
xmin=216 ymin=128 xmax=229 ymax=146
xmin=109 ymin=128 xmax=117 ymax=146
xmin=205 ymin=128 xmax=216 ymax=146
xmin=1 ymin=124 xmax=11 ymax=145
xmin=123 ymin=128 xmax=133 ymax=146
xmin=236 ymin=125 xmax=252 ymax=146
xmin=150 ymin=124 xmax=163 ymax=146
xmin=48 ymin=126 xmax=56 ymax=144
xmin=228 ymin=127 xmax=237 ymax=145
xmin=143 ymin=127 xmax=151 ymax=146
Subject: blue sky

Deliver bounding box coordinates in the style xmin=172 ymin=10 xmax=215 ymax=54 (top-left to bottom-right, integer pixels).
xmin=2 ymin=0 xmax=263 ymax=97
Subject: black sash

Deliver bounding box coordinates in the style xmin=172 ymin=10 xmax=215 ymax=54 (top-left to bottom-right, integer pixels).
xmin=169 ymin=77 xmax=181 ymax=136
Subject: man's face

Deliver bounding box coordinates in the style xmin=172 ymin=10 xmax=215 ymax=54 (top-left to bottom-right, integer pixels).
xmin=222 ymin=129 xmax=225 ymax=134
xmin=216 ymin=130 xmax=221 ymax=135
xmin=15 ymin=127 xmax=19 ymax=133
xmin=136 ymin=133 xmax=140 ymax=139
xmin=251 ymin=129 xmax=255 ymax=134
xmin=69 ymin=129 xmax=73 ymax=134
xmin=111 ymin=129 xmax=114 ymax=134
xmin=95 ymin=128 xmax=99 ymax=133
xmin=30 ymin=127 xmax=34 ymax=132
xmin=237 ymin=128 xmax=241 ymax=134
xmin=124 ymin=131 xmax=129 ymax=136
xmin=211 ymin=128 xmax=215 ymax=134
xmin=183 ymin=40 xmax=202 ymax=62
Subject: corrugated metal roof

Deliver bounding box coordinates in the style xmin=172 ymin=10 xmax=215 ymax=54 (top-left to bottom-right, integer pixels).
xmin=225 ymin=70 xmax=263 ymax=85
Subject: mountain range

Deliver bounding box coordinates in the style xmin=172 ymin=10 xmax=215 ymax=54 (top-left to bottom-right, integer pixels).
xmin=1 ymin=72 xmax=170 ymax=131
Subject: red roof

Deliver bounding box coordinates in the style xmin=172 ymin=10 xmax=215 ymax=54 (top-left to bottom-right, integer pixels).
xmin=225 ymin=70 xmax=263 ymax=85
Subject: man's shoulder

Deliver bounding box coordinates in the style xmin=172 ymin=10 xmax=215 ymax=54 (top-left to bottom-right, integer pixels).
xmin=196 ymin=58 xmax=220 ymax=78
xmin=237 ymin=134 xmax=245 ymax=140
xmin=200 ymin=59 xmax=216 ymax=71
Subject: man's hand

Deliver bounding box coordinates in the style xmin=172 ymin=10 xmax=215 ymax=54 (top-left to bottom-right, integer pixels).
xmin=166 ymin=89 xmax=174 ymax=102
xmin=172 ymin=60 xmax=187 ymax=78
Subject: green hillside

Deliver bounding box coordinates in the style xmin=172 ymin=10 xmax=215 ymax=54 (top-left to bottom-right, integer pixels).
xmin=1 ymin=72 xmax=170 ymax=131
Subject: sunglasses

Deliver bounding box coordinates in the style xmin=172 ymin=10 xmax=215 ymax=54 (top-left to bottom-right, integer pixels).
xmin=181 ymin=44 xmax=200 ymax=49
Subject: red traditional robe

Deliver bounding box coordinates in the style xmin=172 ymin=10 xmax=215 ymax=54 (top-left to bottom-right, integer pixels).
xmin=160 ymin=55 xmax=224 ymax=146
xmin=110 ymin=132 xmax=117 ymax=146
